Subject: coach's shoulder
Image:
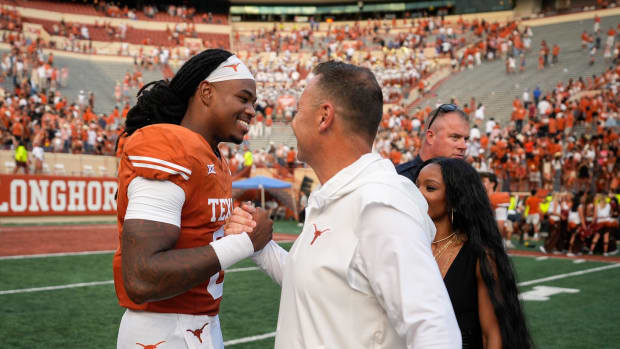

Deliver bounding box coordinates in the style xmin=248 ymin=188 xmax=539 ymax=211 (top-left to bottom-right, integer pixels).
xmin=357 ymin=175 xmax=426 ymax=214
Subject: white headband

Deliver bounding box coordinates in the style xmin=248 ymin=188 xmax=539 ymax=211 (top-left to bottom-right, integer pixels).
xmin=205 ymin=55 xmax=255 ymax=82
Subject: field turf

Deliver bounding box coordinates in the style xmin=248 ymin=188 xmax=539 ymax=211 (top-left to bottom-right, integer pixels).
xmin=1 ymin=240 xmax=619 ymax=348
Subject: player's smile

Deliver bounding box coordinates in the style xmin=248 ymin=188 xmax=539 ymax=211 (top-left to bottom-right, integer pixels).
xmin=237 ymin=116 xmax=250 ymax=133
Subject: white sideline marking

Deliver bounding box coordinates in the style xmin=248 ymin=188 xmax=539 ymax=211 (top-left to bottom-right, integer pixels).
xmin=517 ymin=263 xmax=620 ymax=287
xmin=573 ymin=259 xmax=586 ymax=264
xmin=519 ymin=286 xmax=580 ymax=301
xmin=0 ymin=224 xmax=115 ymax=233
xmin=224 ymin=332 xmax=276 ymax=346
xmin=0 ymin=280 xmax=114 ymax=295
xmin=535 ymin=256 xmax=548 ymax=261
xmin=0 ymin=250 xmax=115 ymax=260
xmin=226 ymin=267 xmax=259 ymax=273
xmin=0 ymin=267 xmax=259 ymax=295
xmin=0 ymin=240 xmax=294 ymax=260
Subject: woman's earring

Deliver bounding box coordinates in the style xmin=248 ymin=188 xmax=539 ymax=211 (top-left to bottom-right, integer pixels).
xmin=450 ymin=209 xmax=454 ymax=224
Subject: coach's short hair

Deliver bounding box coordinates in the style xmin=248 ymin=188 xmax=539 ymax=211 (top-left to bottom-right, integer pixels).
xmin=313 ymin=61 xmax=383 ymax=141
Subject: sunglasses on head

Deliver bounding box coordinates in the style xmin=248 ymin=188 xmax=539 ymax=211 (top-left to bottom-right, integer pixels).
xmin=427 ymin=103 xmax=459 ymax=129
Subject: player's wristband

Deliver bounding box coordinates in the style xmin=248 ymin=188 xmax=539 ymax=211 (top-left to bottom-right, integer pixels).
xmin=210 ymin=232 xmax=254 ymax=270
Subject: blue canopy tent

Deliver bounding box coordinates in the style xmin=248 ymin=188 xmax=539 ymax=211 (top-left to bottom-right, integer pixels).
xmin=232 ymin=176 xmax=292 ymax=190
xmin=232 ymin=176 xmax=296 ymax=218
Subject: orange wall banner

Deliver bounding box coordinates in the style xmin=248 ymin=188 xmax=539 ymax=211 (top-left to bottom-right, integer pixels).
xmin=0 ymin=174 xmax=117 ymax=216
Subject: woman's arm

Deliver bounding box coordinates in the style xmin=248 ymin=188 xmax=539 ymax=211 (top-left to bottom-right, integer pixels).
xmin=476 ymin=259 xmax=502 ymax=349
xmin=593 ymin=204 xmax=598 ymax=224
xmin=579 ymin=205 xmax=587 ymax=229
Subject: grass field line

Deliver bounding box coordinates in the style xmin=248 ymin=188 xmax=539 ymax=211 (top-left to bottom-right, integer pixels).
xmin=1 ymin=248 xmax=574 ymax=261
xmin=2 ymin=260 xmax=618 ymax=297
xmin=0 ymin=267 xmax=259 ymax=295
xmin=0 ymin=240 xmax=295 ymax=260
xmin=0 ymin=280 xmax=114 ymax=295
xmin=223 ymin=332 xmax=276 ymax=346
xmin=0 ymin=250 xmax=116 ymax=260
xmin=0 ymin=224 xmax=115 ymax=232
xmin=517 ymin=263 xmax=620 ymax=287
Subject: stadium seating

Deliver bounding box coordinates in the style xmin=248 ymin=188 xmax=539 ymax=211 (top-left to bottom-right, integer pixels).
xmin=10 ymin=0 xmax=227 ymax=24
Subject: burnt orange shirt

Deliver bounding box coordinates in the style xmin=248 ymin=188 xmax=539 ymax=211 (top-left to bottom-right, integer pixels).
xmin=526 ymin=196 xmax=543 ymax=215
xmin=286 ymin=150 xmax=296 ymax=163
xmin=490 ymin=192 xmax=510 ymax=210
xmin=11 ymin=121 xmax=23 ymax=137
xmin=389 ymin=149 xmax=402 ymax=165
xmin=113 ymin=124 xmax=233 ymax=315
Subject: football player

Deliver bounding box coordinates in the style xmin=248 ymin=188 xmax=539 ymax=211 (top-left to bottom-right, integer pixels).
xmin=113 ymin=49 xmax=272 ymax=349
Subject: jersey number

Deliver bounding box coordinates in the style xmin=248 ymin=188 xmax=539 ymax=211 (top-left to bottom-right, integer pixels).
xmin=207 ymin=228 xmax=225 ymax=299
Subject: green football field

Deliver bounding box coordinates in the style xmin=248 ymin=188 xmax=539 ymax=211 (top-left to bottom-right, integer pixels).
xmin=1 ymin=241 xmax=619 ymax=348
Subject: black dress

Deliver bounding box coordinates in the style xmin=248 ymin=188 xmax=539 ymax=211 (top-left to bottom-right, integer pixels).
xmin=443 ymin=241 xmax=483 ymax=349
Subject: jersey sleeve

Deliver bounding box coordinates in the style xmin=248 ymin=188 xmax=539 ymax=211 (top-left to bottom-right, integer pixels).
xmin=120 ymin=125 xmax=203 ymax=194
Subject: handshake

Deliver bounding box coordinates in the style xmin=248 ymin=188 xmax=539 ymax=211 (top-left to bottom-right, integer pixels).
xmin=224 ymin=203 xmax=274 ymax=252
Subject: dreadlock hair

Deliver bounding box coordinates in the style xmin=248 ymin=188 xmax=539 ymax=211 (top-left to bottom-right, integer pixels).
xmin=420 ymin=157 xmax=533 ymax=349
xmin=122 ymin=49 xmax=233 ymax=138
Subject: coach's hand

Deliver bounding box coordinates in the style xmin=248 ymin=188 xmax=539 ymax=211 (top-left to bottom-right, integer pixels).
xmin=248 ymin=207 xmax=273 ymax=252
xmin=224 ymin=203 xmax=256 ymax=236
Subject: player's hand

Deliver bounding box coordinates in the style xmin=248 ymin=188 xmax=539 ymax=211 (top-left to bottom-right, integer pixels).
xmin=247 ymin=207 xmax=273 ymax=252
xmin=224 ymin=203 xmax=256 ymax=236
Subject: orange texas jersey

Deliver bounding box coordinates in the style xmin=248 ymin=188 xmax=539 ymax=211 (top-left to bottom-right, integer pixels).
xmin=489 ymin=192 xmax=511 ymax=210
xmin=113 ymin=123 xmax=233 ymax=316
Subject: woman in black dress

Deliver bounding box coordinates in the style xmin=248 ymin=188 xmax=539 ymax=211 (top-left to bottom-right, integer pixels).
xmin=416 ymin=157 xmax=532 ymax=349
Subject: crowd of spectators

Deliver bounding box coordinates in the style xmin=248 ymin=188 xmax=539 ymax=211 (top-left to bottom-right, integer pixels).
xmin=95 ymin=1 xmax=225 ymax=24
xmin=3 ymin=6 xmax=620 ymax=200
xmin=0 ymin=2 xmax=228 ymax=59
xmin=0 ymin=6 xmax=21 ymax=32
xmin=376 ymin=59 xmax=620 ymax=198
xmin=235 ymin=15 xmax=531 ymax=125
xmin=0 ymin=33 xmax=125 ymax=162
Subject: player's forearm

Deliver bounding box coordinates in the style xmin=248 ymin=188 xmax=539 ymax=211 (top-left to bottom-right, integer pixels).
xmin=122 ymin=219 xmax=222 ymax=304
xmin=127 ymin=245 xmax=222 ymax=304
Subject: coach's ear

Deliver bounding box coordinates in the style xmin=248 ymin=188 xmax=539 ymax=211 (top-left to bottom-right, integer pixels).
xmin=317 ymin=101 xmax=335 ymax=133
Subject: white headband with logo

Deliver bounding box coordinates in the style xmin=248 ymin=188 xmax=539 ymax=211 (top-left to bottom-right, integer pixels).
xmin=205 ymin=55 xmax=255 ymax=82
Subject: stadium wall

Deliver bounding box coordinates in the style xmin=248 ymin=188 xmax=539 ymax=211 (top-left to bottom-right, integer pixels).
xmin=0 ymin=174 xmax=117 ymax=216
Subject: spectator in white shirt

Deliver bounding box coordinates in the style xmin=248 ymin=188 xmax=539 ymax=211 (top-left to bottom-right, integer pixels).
xmin=486 ymin=117 xmax=496 ymax=134
xmin=32 ymin=142 xmax=44 ymax=174
xmin=470 ymin=124 xmax=481 ymax=140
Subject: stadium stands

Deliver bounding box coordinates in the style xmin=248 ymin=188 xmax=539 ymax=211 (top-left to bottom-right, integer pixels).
xmin=8 ymin=0 xmax=227 ymax=24
xmin=1 ymin=0 xmax=620 ymax=203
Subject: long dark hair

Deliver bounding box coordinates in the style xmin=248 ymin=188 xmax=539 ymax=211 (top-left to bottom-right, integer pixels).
xmin=122 ymin=49 xmax=233 ymax=138
xmin=420 ymin=157 xmax=533 ymax=349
